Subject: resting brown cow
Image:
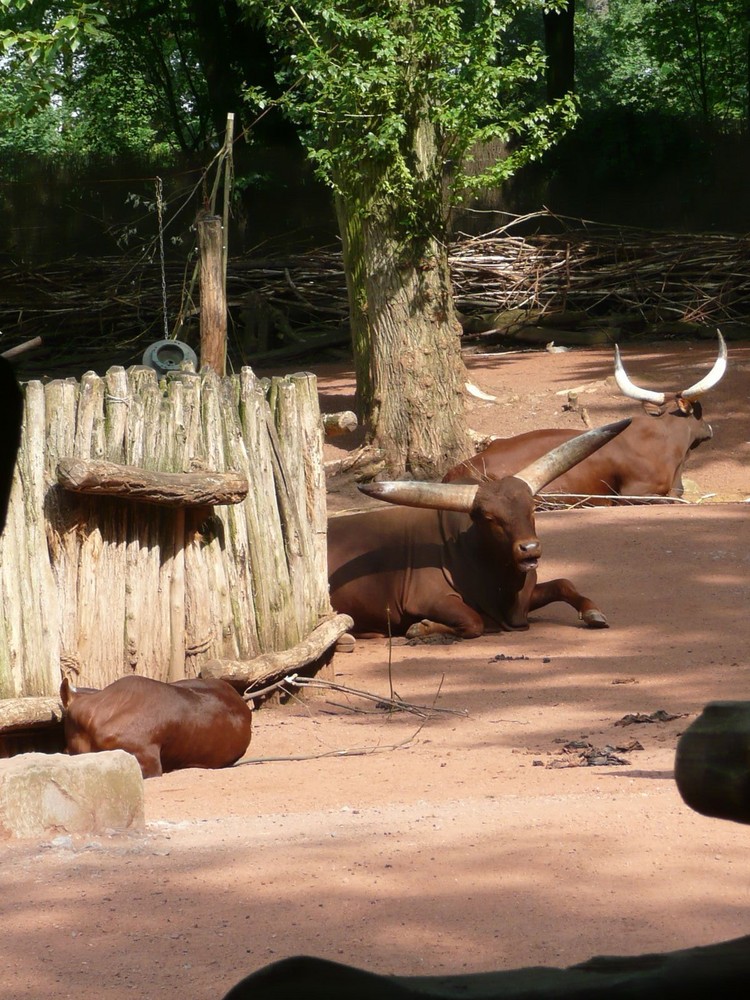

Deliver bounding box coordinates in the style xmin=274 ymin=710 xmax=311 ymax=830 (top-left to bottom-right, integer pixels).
xmin=60 ymin=675 xmax=252 ymax=778
xmin=443 ymin=333 xmax=727 ymax=501
xmin=328 ymin=419 xmax=630 ymax=639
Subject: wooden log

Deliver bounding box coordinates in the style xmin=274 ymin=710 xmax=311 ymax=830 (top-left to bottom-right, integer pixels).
xmin=199 ymin=614 xmax=353 ymax=688
xmin=56 ymin=458 xmax=248 ymax=507
xmin=323 ymin=411 xmax=358 ymax=437
xmin=198 ymin=213 xmax=227 ymax=376
xmin=231 ymin=368 xmax=296 ymax=652
xmin=0 ymin=697 xmax=63 ymax=732
xmin=0 ymin=335 xmax=43 ymax=360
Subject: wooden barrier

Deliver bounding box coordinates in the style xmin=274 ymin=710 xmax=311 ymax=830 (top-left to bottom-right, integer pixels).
xmin=0 ymin=366 xmax=335 ymax=699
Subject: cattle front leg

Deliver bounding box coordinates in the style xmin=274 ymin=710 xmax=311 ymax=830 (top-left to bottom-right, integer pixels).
xmin=530 ymin=579 xmax=608 ymax=628
xmin=405 ymin=597 xmax=486 ymax=640
xmin=122 ymin=743 xmax=163 ymax=778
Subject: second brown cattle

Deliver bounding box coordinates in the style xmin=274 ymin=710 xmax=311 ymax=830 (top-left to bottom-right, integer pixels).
xmin=443 ymin=333 xmax=727 ymax=502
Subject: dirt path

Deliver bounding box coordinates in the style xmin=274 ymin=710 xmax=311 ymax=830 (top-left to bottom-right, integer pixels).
xmin=3 ymin=342 xmax=750 ymax=1000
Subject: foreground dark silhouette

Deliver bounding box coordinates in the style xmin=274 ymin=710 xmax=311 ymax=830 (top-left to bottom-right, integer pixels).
xmin=222 ymin=935 xmax=748 ymax=999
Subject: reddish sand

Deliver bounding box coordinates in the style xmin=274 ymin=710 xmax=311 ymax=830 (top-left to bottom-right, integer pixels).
xmin=3 ymin=340 xmax=750 ymax=1000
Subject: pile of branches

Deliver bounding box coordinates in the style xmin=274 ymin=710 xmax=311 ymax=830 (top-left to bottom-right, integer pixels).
xmin=2 ymin=211 xmax=748 ymax=377
xmin=451 ymin=212 xmax=750 ymax=324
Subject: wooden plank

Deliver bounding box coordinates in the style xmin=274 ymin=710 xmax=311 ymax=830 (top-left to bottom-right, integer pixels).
xmin=56 ymin=457 xmax=248 ymax=506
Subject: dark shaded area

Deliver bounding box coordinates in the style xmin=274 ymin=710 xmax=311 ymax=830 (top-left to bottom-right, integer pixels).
xmin=0 ymin=357 xmax=23 ymax=532
xmin=223 ymin=938 xmax=750 ymax=999
xmin=485 ymin=113 xmax=750 ymax=236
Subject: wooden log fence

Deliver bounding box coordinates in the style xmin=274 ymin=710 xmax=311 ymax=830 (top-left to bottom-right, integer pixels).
xmin=0 ymin=365 xmax=338 ymax=700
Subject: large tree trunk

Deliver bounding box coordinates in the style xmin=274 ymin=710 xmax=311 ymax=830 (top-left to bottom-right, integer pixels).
xmin=544 ymin=1 xmax=576 ymax=101
xmin=334 ymin=124 xmax=472 ymax=480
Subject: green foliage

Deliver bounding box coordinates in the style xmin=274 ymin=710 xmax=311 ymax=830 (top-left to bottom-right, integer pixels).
xmin=0 ymin=1 xmax=215 ymax=164
xmin=241 ymin=1 xmax=578 ymax=238
xmin=576 ymin=0 xmax=750 ymax=126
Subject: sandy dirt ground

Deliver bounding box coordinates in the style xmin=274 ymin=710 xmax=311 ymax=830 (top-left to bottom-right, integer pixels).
xmin=3 ymin=339 xmax=750 ymax=1000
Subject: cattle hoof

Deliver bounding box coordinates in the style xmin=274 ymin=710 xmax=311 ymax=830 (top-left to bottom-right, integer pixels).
xmin=582 ymin=610 xmax=609 ymax=629
xmin=405 ymin=621 xmax=431 ymax=639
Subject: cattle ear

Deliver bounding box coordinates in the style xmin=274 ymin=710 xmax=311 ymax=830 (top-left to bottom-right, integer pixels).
xmin=676 ymin=396 xmax=694 ymax=416
xmin=60 ymin=677 xmax=73 ymax=707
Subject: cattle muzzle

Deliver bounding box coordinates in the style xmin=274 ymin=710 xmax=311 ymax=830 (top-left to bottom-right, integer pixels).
xmin=514 ymin=538 xmax=541 ymax=572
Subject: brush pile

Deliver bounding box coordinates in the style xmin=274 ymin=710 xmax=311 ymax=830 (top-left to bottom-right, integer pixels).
xmin=1 ymin=211 xmax=748 ymax=376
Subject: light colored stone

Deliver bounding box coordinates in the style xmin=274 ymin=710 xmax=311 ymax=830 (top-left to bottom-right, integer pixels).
xmin=0 ymin=751 xmax=144 ymax=839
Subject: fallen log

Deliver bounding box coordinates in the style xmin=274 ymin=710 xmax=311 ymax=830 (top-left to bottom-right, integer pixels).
xmin=56 ymin=458 xmax=248 ymax=507
xmin=323 ymin=411 xmax=358 ymax=437
xmin=0 ymin=697 xmax=63 ymax=733
xmin=199 ymin=613 xmax=353 ymax=690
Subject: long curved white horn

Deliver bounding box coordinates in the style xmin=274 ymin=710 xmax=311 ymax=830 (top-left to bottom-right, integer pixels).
xmin=680 ymin=331 xmax=728 ymax=400
xmin=514 ymin=418 xmax=632 ymax=495
xmin=613 ymin=345 xmax=665 ymax=404
xmin=358 ymin=481 xmax=478 ymax=513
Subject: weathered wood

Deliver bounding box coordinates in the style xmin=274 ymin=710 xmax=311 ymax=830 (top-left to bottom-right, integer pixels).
xmin=0 ymin=698 xmax=63 ymax=731
xmin=0 ymin=365 xmax=332 ymax=695
xmin=200 ymin=614 xmax=353 ymax=688
xmin=56 ymin=457 xmax=249 ymax=507
xmin=198 ymin=214 xmax=227 ymax=376
xmin=323 ymin=410 xmax=358 ymax=436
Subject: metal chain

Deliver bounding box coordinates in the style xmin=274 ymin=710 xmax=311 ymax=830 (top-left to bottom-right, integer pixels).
xmin=155 ymin=176 xmax=169 ymax=339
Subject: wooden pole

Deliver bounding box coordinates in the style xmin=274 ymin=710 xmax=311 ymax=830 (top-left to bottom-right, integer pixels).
xmin=222 ymin=113 xmax=234 ymax=287
xmin=198 ymin=214 xmax=227 ymax=376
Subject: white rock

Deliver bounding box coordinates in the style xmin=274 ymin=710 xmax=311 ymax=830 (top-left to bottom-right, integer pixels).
xmin=0 ymin=751 xmax=144 ymax=839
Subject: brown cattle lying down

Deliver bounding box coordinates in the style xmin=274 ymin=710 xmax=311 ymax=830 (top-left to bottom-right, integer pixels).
xmin=60 ymin=675 xmax=252 ymax=778
xmin=444 ymin=332 xmax=727 ymax=501
xmin=222 ymin=935 xmax=750 ymax=999
xmin=328 ymin=420 xmax=630 ymax=639
xmin=0 ymin=356 xmax=23 ymax=533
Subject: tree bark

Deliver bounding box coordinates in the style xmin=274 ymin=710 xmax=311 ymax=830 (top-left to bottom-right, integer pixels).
xmin=334 ymin=125 xmax=471 ymax=480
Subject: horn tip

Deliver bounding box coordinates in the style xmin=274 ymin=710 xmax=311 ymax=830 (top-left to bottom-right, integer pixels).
xmin=357 ymin=482 xmax=398 ymax=499
xmin=609 ymin=417 xmax=632 ymax=433
xmin=357 ymin=482 xmax=381 ymax=498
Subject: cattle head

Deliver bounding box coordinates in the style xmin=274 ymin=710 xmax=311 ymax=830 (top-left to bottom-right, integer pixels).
xmin=614 ymin=331 xmax=726 ymax=449
xmin=359 ymin=418 xmax=631 ymax=575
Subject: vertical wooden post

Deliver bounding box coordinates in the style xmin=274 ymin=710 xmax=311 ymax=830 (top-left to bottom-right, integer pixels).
xmin=169 ymin=508 xmax=186 ymax=681
xmin=198 ymin=214 xmax=227 ymax=376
